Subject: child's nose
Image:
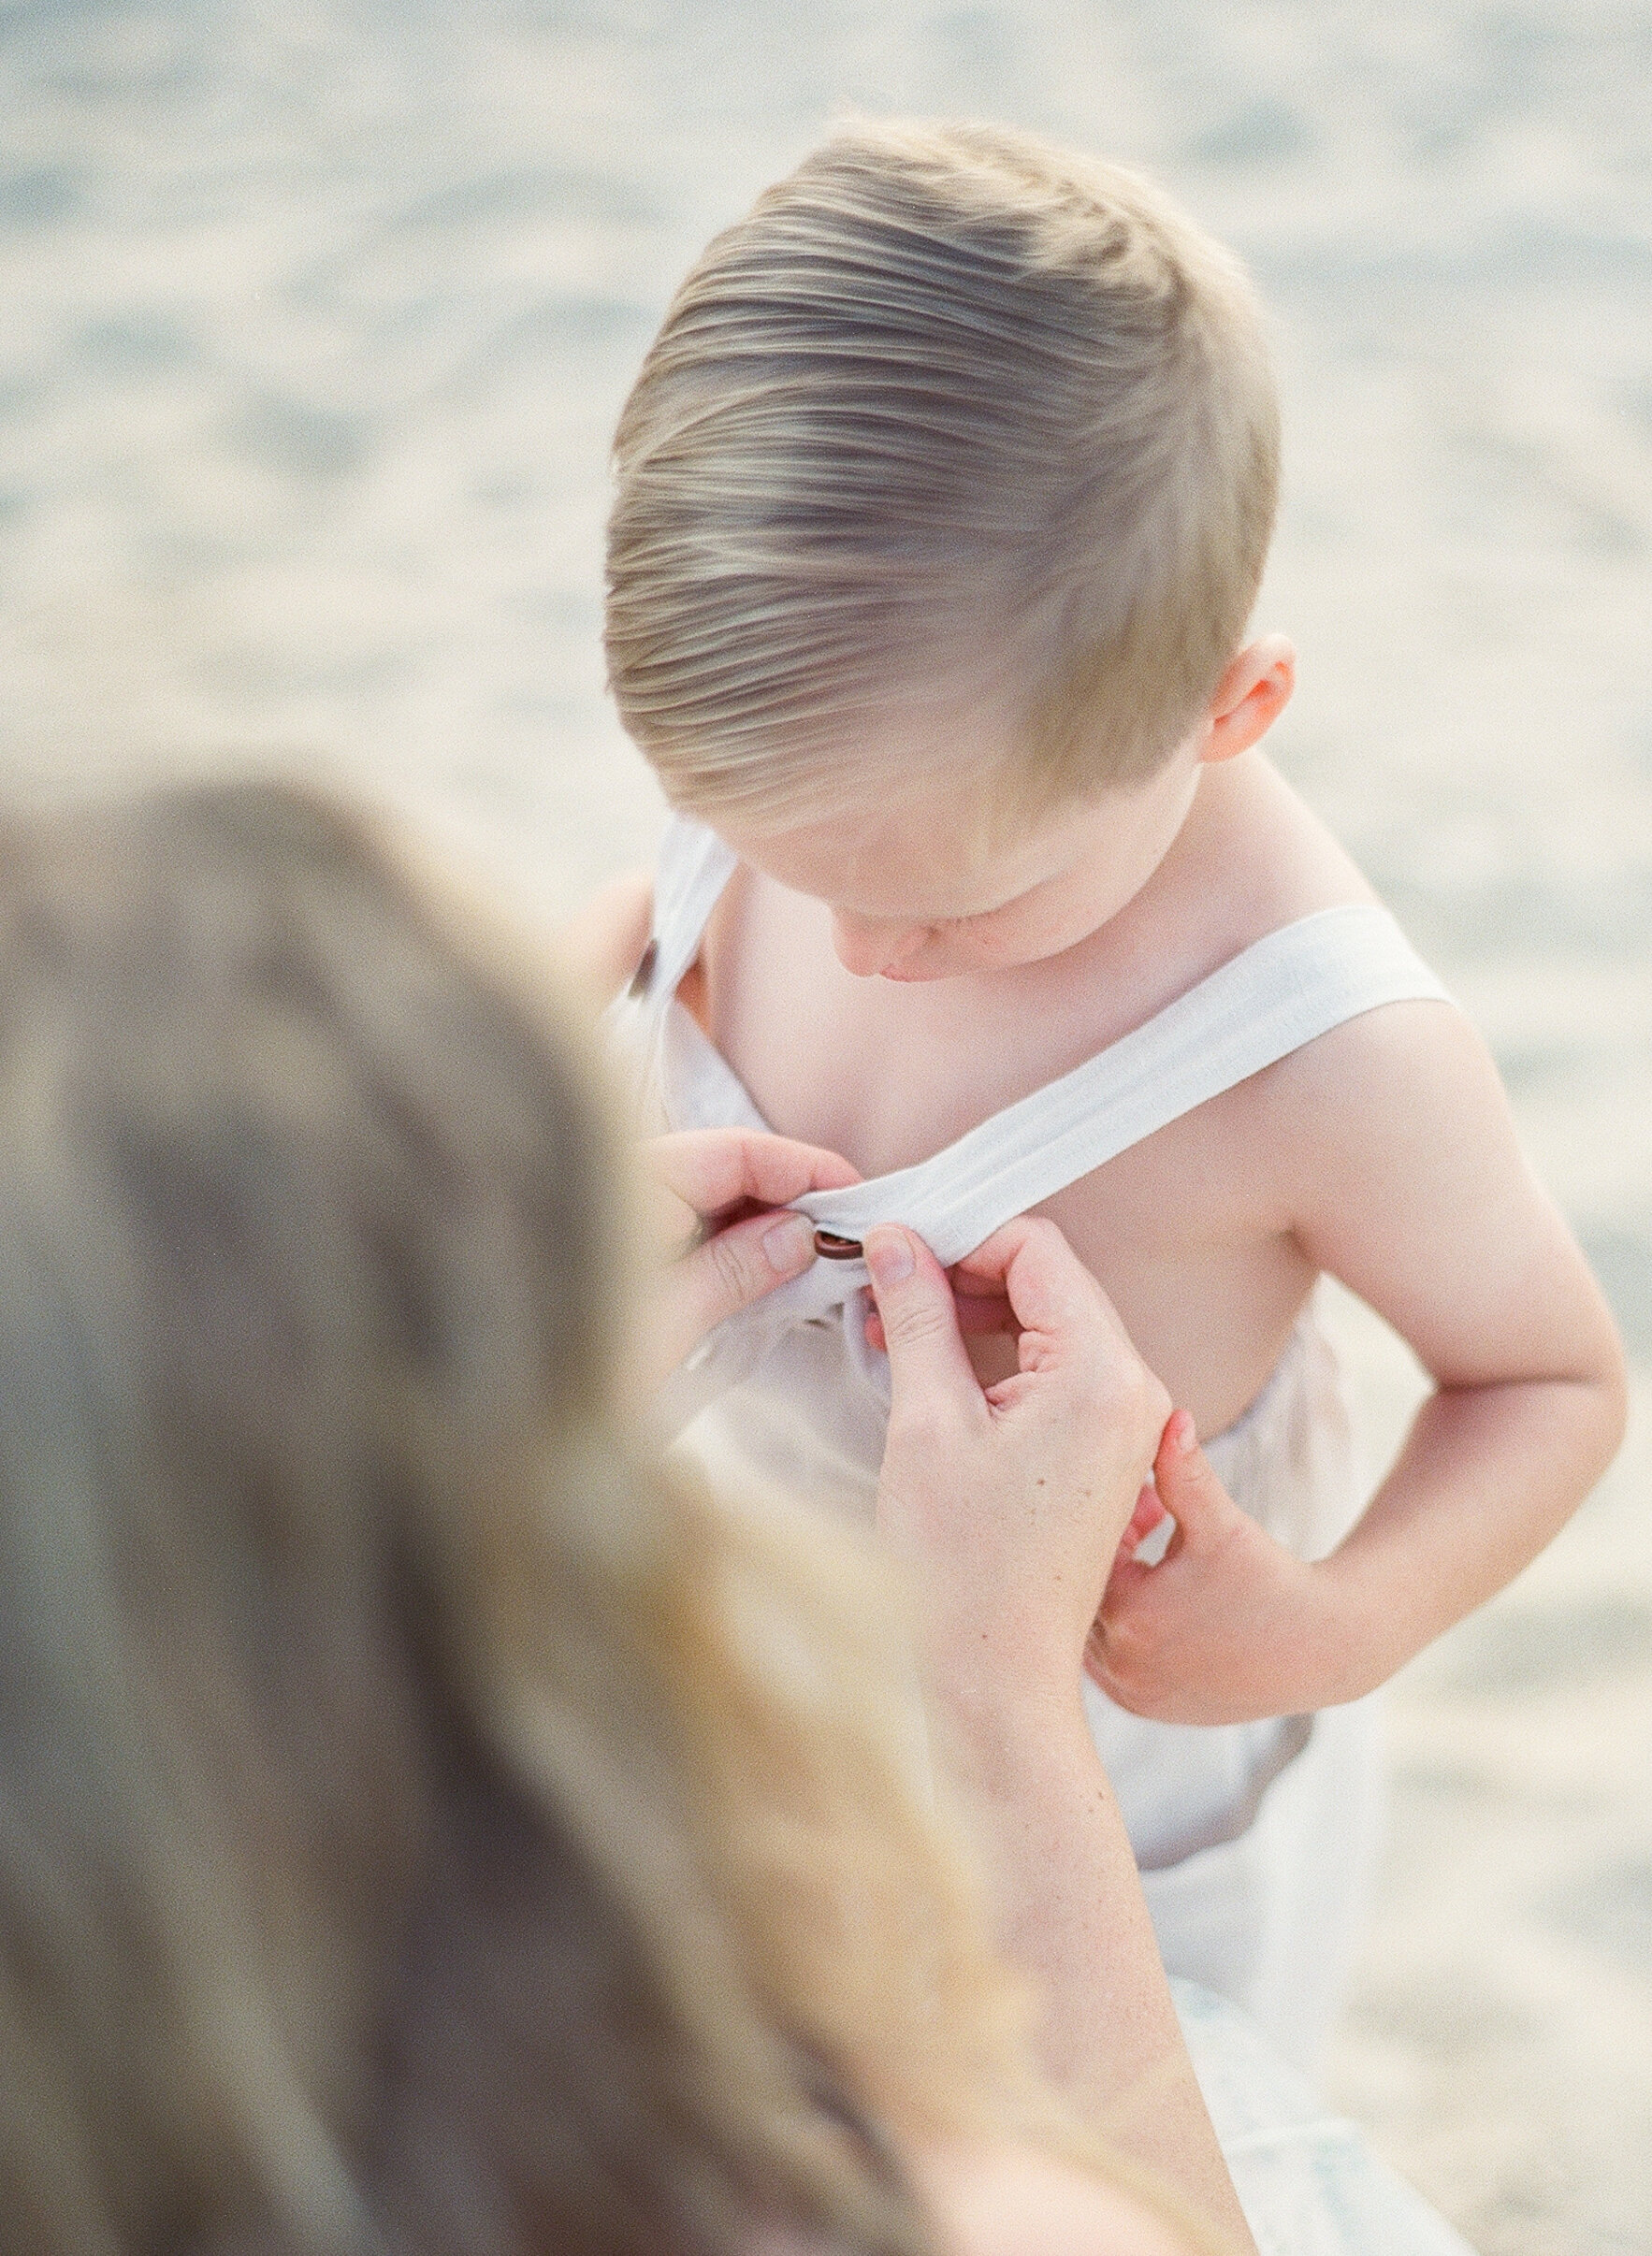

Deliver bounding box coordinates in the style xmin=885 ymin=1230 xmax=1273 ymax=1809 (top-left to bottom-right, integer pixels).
xmin=830 ymin=911 xmax=928 ymax=978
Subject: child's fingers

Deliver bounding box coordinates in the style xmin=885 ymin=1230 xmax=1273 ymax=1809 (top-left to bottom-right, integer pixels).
xmin=1101 ymin=1545 xmax=1155 ymax=1609
xmin=1152 ymin=1411 xmax=1236 ymax=1552
xmin=1082 ymin=1617 xmax=1110 ymax=1688
xmin=1121 ymin=1481 xmax=1167 ymax=1552
xmin=1089 ymin=1554 xmax=1155 ymax=1684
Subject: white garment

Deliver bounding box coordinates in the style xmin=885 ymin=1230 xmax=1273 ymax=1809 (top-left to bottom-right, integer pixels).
xmin=610 ymin=816 xmax=1452 ymax=2071
xmin=1172 ymin=1983 xmax=1479 ymax=2255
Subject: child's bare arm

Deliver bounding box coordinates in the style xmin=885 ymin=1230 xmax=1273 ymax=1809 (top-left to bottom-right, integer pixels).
xmin=555 ymin=868 xmax=653 ymax=1008
xmin=1292 ymin=997 xmax=1627 ymax=1690
xmin=1094 ymin=998 xmax=1627 ymax=1723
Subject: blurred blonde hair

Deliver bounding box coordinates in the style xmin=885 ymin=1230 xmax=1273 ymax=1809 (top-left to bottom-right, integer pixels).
xmin=606 ymin=116 xmax=1279 ymax=832
xmin=0 ymin=782 xmax=1216 ymax=2253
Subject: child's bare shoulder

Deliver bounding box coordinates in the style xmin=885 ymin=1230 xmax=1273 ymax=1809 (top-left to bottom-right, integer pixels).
xmin=1103 ymin=750 xmax=1380 ymax=1046
xmin=1210 ymin=759 xmax=1448 ymax=1092
xmin=1215 ymin=774 xmax=1531 ymax=1325
xmin=1181 ymin=752 xmax=1379 ymax=947
xmin=1178 ymin=752 xmax=1466 ymax=1179
xmin=556 ymin=868 xmax=653 ymax=1008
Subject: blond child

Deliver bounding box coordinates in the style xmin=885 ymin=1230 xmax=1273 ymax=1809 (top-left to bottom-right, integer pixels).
xmin=582 ymin=120 xmax=1626 ymax=2068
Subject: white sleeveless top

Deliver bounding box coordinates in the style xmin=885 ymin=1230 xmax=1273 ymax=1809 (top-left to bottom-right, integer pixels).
xmin=608 ymin=815 xmax=1449 ymax=1491
xmin=609 ymin=815 xmax=1454 ymax=2072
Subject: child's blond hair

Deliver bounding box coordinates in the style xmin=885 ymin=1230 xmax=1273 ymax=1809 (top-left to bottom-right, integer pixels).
xmin=605 ymin=117 xmax=1280 ymax=830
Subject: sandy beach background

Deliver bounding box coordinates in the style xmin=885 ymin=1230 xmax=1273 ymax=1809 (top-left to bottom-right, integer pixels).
xmin=1 ymin=3 xmax=1648 ymax=2248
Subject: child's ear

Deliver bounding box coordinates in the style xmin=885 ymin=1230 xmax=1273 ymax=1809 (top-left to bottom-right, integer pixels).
xmin=1198 ymin=635 xmax=1297 ymax=766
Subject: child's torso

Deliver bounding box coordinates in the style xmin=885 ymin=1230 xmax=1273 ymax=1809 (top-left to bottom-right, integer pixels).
xmin=613 ymin=774 xmax=1446 ymax=2042
xmin=698 ymin=755 xmax=1382 ymax=1438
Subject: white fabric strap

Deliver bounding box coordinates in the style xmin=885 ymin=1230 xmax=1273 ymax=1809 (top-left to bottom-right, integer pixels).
xmin=647 ymin=881 xmax=1450 ymax=1433
xmin=650 ymin=816 xmax=740 ymax=1002
xmin=601 ymin=816 xmax=738 ymax=1114
xmin=792 ymin=905 xmax=1449 ymax=1261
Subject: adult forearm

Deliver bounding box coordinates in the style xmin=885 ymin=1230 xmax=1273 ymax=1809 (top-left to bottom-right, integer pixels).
xmin=863 ymin=1219 xmax=1256 ymax=2246
xmin=936 ymin=1688 xmax=1257 ymax=2254
xmin=1318 ymin=1368 xmax=1628 ymax=1700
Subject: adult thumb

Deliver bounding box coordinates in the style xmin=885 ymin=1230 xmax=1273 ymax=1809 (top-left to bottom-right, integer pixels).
xmin=863 ymin=1225 xmax=984 ymax=1419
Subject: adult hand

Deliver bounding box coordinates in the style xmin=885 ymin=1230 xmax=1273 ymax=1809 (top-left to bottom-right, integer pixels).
xmin=864 ymin=1221 xmax=1260 ymax=2255
xmin=631 ymin=1128 xmax=859 ymax=1396
xmin=863 ymin=1216 xmax=1170 ymax=1728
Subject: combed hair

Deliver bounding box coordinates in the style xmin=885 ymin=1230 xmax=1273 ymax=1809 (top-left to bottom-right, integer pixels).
xmin=0 ymin=782 xmax=1213 ymax=2254
xmin=606 ymin=117 xmax=1280 ymax=828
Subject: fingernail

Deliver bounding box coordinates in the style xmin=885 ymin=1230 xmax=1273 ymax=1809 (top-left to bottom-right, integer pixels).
xmin=1172 ymin=1410 xmax=1197 ymax=1454
xmin=864 ymin=1229 xmax=913 ymax=1287
xmin=762 ymin=1213 xmax=815 ymax=1276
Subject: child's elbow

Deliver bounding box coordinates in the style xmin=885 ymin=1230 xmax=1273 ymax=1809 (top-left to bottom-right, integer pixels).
xmin=1601 ymin=1326 xmax=1630 ymax=1465
xmin=1580 ymin=1297 xmax=1630 ymax=1483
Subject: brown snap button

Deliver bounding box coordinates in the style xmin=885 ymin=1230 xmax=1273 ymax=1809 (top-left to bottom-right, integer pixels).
xmin=627 ymin=936 xmax=659 ymax=999
xmin=813 ymin=1229 xmax=863 ymax=1260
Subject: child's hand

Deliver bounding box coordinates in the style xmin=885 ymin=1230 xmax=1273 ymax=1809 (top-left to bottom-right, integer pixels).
xmin=1086 ymin=1411 xmax=1349 ymax=1725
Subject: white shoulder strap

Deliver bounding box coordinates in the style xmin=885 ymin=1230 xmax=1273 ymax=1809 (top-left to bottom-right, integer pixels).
xmin=797 ymin=905 xmax=1449 ymax=1264
xmin=646 ymin=817 xmax=740 ymax=1004
xmin=653 ymin=905 xmax=1451 ymax=1434
xmin=601 ymin=817 xmax=737 ymax=1107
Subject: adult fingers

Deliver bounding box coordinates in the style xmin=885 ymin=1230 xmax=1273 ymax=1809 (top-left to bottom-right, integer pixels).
xmin=660 ymin=1206 xmax=819 ymax=1366
xmin=864 ymin=1224 xmax=989 ymax=1430
xmin=951 ymin=1280 xmax=1017 ymax=1333
xmin=968 ymin=1222 xmax=1170 ymax=1483
xmin=955 ymin=1215 xmax=1120 ymax=1361
xmin=863 ymin=1277 xmax=1010 ymax=1355
xmin=645 ymin=1128 xmax=860 ymax=1222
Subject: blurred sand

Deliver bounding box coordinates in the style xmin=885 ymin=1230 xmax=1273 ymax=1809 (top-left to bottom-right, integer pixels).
xmin=1 ymin=5 xmax=1648 ymax=2248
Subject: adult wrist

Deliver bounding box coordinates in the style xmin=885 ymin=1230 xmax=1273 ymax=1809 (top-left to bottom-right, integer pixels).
xmin=925 ymin=1664 xmax=1098 ymax=1806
